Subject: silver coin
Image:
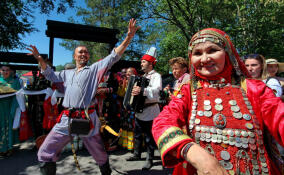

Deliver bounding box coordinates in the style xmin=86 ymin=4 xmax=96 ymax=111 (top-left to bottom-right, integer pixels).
xmin=241 ymin=137 xmax=248 ymax=144
xmin=211 ymin=137 xmax=217 ymax=143
xmin=235 ymin=130 xmax=241 ymax=136
xmin=235 ymin=142 xmax=242 ymax=148
xmin=231 ymin=105 xmax=240 ymax=112
xmin=191 ymin=113 xmax=196 ymax=117
xmin=192 ymin=91 xmax=197 ymax=95
xmin=215 ymin=98 xmax=222 ymax=104
xmin=223 ymin=140 xmax=229 ymax=144
xmin=229 ymin=136 xmax=235 ymax=142
xmin=233 ymin=112 xmax=242 ymax=119
xmin=195 ymin=126 xmax=201 ymax=132
xmin=189 ymin=124 xmax=194 ymax=129
xmin=217 ymin=129 xmax=223 ymax=135
xmin=192 ymin=95 xmax=197 ymax=99
xmin=206 ymin=133 xmax=211 ymax=139
xmin=249 ymin=109 xmax=255 ymax=115
xmin=245 ymin=100 xmax=251 ymax=106
xmin=220 ymin=150 xmax=231 ymax=160
xmin=204 ymin=100 xmax=211 ymax=105
xmin=210 ymin=127 xmax=217 ymax=134
xmin=211 ymin=134 xmax=217 ymax=143
xmin=241 ymin=143 xmax=248 ymax=149
xmin=228 ymin=140 xmax=235 ymax=146
xmin=219 ymin=160 xmax=233 ymax=170
xmin=253 ymin=164 xmax=259 ymax=170
xmin=197 ymin=111 xmax=204 ymax=116
xmin=201 ymin=133 xmax=206 ymax=138
xmin=222 ymin=135 xmax=228 ymax=141
xmin=195 ymin=118 xmax=201 ymax=124
xmin=204 ymin=111 xmax=213 ymax=117
xmin=259 ymin=155 xmax=266 ymax=163
xmin=243 ymin=97 xmax=249 ymax=101
xmin=227 ymin=129 xmax=234 ymax=136
xmin=262 ymin=167 xmax=269 ymax=173
xmin=200 ymin=137 xmax=205 ymax=141
xmin=192 ymin=105 xmax=197 ymax=110
xmin=205 ymin=138 xmax=211 ymax=142
xmin=235 ymin=137 xmax=241 ymax=143
xmin=217 ymin=138 xmax=222 ymax=143
xmin=245 ymin=123 xmax=254 ymax=130
xmin=222 ymin=130 xmax=227 ymax=136
xmin=247 ymin=105 xmax=253 ymax=110
xmin=191 ymin=110 xmax=197 ymax=115
xmin=248 ymin=131 xmax=255 ymax=137
xmin=215 ymin=104 xmax=223 ymax=111
xmin=249 ymin=138 xmax=256 ymax=144
xmin=261 ymin=162 xmax=267 ymax=168
xmin=192 ymin=98 xmax=197 ymax=102
xmin=241 ymin=130 xmax=248 ymax=137
xmin=201 ymin=126 xmax=206 ymax=132
xmin=204 ymin=127 xmax=209 ymax=132
xmin=204 ymin=105 xmax=212 ymax=111
xmin=193 ymin=102 xmax=198 ymax=106
xmin=195 ymin=132 xmax=201 ymax=138
xmin=228 ymin=100 xmax=237 ymax=106
xmin=177 ymin=94 xmax=182 ymax=98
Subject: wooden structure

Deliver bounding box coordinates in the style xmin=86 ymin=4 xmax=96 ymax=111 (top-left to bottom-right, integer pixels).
xmin=46 ymin=20 xmax=120 ymax=64
xmin=0 ymin=20 xmax=119 ymax=70
xmin=0 ymin=52 xmax=48 ymax=70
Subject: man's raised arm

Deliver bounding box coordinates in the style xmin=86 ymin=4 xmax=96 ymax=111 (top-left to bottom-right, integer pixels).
xmin=114 ymin=18 xmax=140 ymax=56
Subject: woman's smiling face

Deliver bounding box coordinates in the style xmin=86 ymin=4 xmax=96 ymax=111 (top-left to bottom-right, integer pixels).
xmin=191 ymin=41 xmax=226 ymax=77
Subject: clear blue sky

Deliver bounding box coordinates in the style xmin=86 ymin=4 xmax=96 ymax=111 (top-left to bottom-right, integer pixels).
xmin=10 ymin=3 xmax=83 ymax=66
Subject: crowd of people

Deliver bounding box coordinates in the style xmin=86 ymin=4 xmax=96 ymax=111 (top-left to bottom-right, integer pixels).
xmin=0 ymin=19 xmax=283 ymax=175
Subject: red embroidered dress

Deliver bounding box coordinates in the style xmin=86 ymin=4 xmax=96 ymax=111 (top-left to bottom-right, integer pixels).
xmin=152 ymin=28 xmax=284 ymax=175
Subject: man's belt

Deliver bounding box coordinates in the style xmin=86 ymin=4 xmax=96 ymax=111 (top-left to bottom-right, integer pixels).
xmin=56 ymin=106 xmax=95 ymax=129
xmin=144 ymin=102 xmax=159 ymax=108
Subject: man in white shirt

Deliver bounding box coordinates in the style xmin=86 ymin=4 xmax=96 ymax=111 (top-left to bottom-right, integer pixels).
xmin=127 ymin=47 xmax=162 ymax=170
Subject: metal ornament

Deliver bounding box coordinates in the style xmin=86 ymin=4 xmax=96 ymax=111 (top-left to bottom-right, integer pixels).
xmin=204 ymin=100 xmax=211 ymax=105
xmin=233 ymin=112 xmax=242 ymax=119
xmin=204 ymin=111 xmax=213 ymax=117
xmin=213 ymin=113 xmax=227 ymax=129
xmin=243 ymin=114 xmax=251 ymax=121
xmin=215 ymin=98 xmax=222 ymax=104
xmin=228 ymin=100 xmax=237 ymax=106
xmin=219 ymin=160 xmax=233 ymax=170
xmin=220 ymin=150 xmax=231 ymax=161
xmin=215 ymin=104 xmax=223 ymax=111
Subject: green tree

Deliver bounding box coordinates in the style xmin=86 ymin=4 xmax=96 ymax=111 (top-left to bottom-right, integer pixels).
xmin=60 ymin=0 xmax=157 ymax=64
xmin=0 ymin=0 xmax=74 ymax=51
xmin=145 ymin=0 xmax=284 ymax=73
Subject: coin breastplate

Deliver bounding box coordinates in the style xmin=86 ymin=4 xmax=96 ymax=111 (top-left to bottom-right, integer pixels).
xmin=189 ymin=85 xmax=270 ymax=175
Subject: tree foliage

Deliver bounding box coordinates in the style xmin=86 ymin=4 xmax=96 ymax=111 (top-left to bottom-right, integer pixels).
xmin=60 ymin=0 xmax=153 ymax=64
xmin=144 ymin=0 xmax=284 ymax=73
xmin=0 ymin=0 xmax=74 ymax=51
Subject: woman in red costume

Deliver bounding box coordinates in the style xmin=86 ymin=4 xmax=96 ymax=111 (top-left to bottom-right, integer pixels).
xmin=152 ymin=28 xmax=284 ymax=175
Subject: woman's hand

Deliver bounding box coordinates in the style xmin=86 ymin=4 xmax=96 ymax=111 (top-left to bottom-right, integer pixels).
xmin=186 ymin=144 xmax=228 ymax=175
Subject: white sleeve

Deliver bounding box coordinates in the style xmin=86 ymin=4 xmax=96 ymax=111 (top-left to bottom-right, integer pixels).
xmin=266 ymin=78 xmax=283 ymax=97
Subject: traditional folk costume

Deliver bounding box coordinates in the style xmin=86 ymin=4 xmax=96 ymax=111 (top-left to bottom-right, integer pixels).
xmin=37 ymin=49 xmax=120 ymax=175
xmin=152 ymin=28 xmax=284 ymax=175
xmin=0 ymin=74 xmax=21 ymax=155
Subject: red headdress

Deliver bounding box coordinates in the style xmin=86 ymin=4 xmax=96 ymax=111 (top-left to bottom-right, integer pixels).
xmin=141 ymin=47 xmax=157 ymax=66
xmin=188 ymin=28 xmax=251 ymax=87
